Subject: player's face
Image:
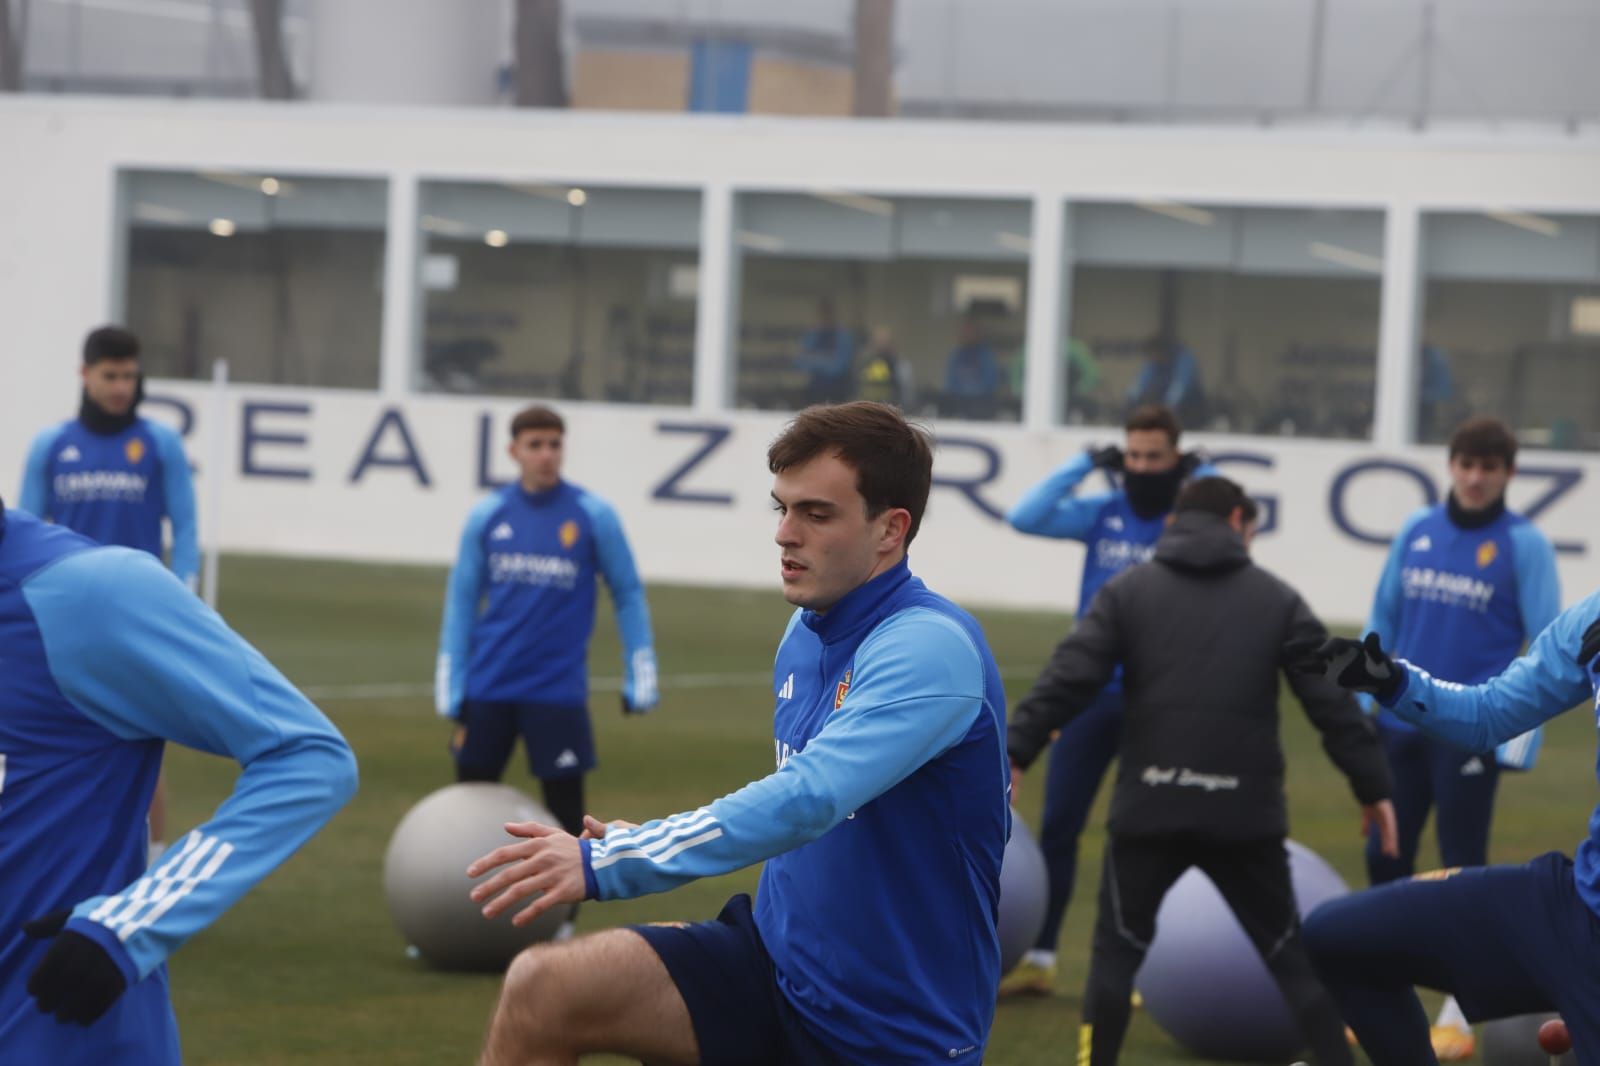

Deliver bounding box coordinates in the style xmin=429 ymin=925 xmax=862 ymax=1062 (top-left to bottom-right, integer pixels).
xmin=1449 ymin=452 xmax=1511 ymax=512
xmin=508 ymin=429 xmax=563 ymax=492
xmin=772 ymin=453 xmax=906 ymax=613
xmin=1123 ymin=429 xmax=1180 ymax=474
xmin=81 ymin=358 xmax=140 ymax=416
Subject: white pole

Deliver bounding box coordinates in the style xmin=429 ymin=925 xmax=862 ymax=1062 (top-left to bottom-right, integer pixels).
xmin=202 ymin=358 xmax=228 ymax=610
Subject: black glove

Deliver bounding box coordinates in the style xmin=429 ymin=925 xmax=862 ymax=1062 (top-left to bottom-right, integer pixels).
xmin=25 ymin=909 xmax=128 ymax=1025
xmin=1580 ymin=617 xmax=1600 ymax=673
xmin=1087 ymin=444 xmax=1124 ymax=472
xmin=1298 ymin=632 xmax=1405 ymax=702
xmin=1177 ymin=450 xmax=1206 ymax=479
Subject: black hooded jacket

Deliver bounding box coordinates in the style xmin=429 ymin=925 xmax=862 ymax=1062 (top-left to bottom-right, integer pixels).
xmin=1009 ymin=510 xmax=1391 ymax=841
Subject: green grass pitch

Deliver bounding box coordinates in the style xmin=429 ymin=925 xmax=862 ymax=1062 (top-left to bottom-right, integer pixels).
xmin=160 ymin=555 xmax=1591 ymax=1063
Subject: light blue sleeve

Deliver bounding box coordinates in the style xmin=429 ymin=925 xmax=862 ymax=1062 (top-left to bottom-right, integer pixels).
xmin=22 ymin=548 xmax=358 ymax=983
xmin=1007 ymin=452 xmax=1110 ymax=541
xmin=1495 ymin=521 xmax=1563 ymax=769
xmin=150 ymin=422 xmax=200 ymax=589
xmin=579 ymin=493 xmax=657 ymax=711
xmin=584 ymin=608 xmax=990 ymax=900
xmin=19 ymin=425 xmax=62 ymax=519
xmin=435 ymin=497 xmax=495 ymax=718
xmin=1382 ymin=588 xmax=1600 ymax=752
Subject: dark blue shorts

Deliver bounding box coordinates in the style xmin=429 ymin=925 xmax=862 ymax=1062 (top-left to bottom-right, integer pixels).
xmin=631 ymin=894 xmax=843 ymax=1066
xmin=451 ymin=700 xmax=594 ymax=780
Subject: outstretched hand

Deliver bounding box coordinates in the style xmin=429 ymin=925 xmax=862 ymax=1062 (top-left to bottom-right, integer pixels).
xmin=1295 ymin=632 xmax=1405 ymax=702
xmin=466 ymin=821 xmax=588 ymax=927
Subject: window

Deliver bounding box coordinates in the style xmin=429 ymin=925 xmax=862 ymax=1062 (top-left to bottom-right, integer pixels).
xmin=120 ymin=170 xmax=386 ymax=389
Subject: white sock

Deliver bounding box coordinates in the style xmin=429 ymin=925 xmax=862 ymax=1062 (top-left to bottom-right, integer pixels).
xmin=1022 ymin=949 xmax=1056 ymax=968
xmin=1434 ymin=995 xmax=1469 ymax=1030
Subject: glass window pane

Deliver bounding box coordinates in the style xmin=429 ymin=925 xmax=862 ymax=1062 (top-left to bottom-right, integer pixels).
xmin=1420 ymin=211 xmax=1600 ymax=451
xmin=735 ymin=191 xmax=1030 ymax=422
xmin=121 ymin=170 xmax=386 ymax=389
xmin=1064 ymin=202 xmax=1383 ymax=439
xmin=417 ymin=182 xmax=701 ymax=405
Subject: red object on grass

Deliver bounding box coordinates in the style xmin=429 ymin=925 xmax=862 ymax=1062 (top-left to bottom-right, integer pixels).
xmin=1538 ymin=1017 xmax=1572 ymax=1055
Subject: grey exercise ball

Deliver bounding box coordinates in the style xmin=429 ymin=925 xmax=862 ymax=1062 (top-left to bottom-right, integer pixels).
xmin=1481 ymin=1013 xmax=1576 ymax=1065
xmin=383 ymin=782 xmax=575 ymax=971
xmin=997 ymin=810 xmax=1050 ymax=976
xmin=1134 ymin=840 xmax=1349 ymax=1061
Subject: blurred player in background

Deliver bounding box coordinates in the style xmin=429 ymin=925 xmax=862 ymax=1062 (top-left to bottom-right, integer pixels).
xmin=1360 ymin=416 xmax=1559 ymax=1059
xmin=1009 ymin=477 xmax=1396 ymax=1066
xmin=435 ymin=404 xmax=657 ymax=898
xmin=464 ymin=402 xmax=1009 ymax=1065
xmin=0 ymin=499 xmax=356 ymax=1062
xmin=999 ymin=403 xmax=1211 ymax=995
xmin=1301 ymin=603 xmax=1600 ymax=1066
xmin=19 ymin=325 xmax=198 ymax=859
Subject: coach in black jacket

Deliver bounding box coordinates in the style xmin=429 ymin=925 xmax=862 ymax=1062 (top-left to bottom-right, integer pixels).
xmin=1009 ymin=476 xmax=1397 ymax=1066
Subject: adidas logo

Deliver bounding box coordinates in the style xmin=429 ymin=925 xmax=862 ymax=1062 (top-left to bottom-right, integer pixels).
xmin=777 ymin=673 xmax=794 ymax=700
xmin=490 ymin=522 xmax=514 ymax=541
xmin=1411 ymin=534 xmax=1432 ymax=552
xmin=1460 ymin=756 xmax=1484 ymax=776
xmin=1106 ymin=516 xmax=1125 ymax=531
xmin=554 ymin=749 xmax=579 ymax=769
xmin=59 ymin=445 xmax=81 ymax=462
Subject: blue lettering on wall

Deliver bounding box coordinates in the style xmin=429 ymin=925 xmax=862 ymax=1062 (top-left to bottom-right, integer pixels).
xmin=240 ymin=402 xmax=312 ymax=481
xmin=932 ymin=436 xmax=1005 ymax=522
xmin=653 ymin=423 xmax=734 ymax=505
xmin=1207 ymin=451 xmax=1279 ymax=535
xmin=1329 ymin=459 xmax=1438 ymax=546
xmin=476 ymin=412 xmax=512 ymax=490
xmin=141 ymin=394 xmax=195 ymax=438
xmin=349 ymin=407 xmax=432 ymax=486
xmin=1515 ymin=464 xmax=1585 ymax=556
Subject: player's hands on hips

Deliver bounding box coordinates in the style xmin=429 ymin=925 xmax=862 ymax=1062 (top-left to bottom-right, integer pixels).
xmin=1299 ymin=632 xmax=1405 ymax=701
xmin=1361 ymin=799 xmax=1400 ymax=858
xmin=24 ymin=910 xmax=128 ymax=1025
xmin=468 ymin=822 xmax=588 ymax=926
xmin=622 ymin=648 xmax=659 ymax=714
xmin=1087 ymin=444 xmax=1124 ymax=472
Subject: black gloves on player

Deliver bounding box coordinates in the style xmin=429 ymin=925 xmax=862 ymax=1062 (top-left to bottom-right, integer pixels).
xmin=1087 ymin=444 xmax=1124 ymax=471
xmin=25 ymin=909 xmax=128 ymax=1025
xmin=1300 ymin=632 xmax=1406 ymax=703
xmin=1580 ymin=616 xmax=1600 ymax=672
xmin=1177 ymin=450 xmax=1206 ymax=479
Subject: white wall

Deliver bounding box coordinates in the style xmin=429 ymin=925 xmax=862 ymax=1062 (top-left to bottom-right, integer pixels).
xmin=2 ymin=98 xmax=1599 ymax=619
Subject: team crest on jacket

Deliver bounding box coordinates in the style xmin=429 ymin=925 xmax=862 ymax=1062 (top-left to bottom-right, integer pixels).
xmin=1476 ymin=541 xmax=1498 ymax=569
xmin=124 ymin=438 xmax=145 ymax=465
xmin=559 ymin=519 xmax=580 ymax=550
xmin=834 ymin=669 xmax=852 ymax=710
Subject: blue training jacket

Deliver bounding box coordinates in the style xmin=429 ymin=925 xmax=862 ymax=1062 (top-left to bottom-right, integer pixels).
xmin=0 ymin=509 xmax=356 ymax=1065
xmin=435 ymin=480 xmax=655 ymax=716
xmin=581 ymin=560 xmax=1009 ymax=1063
xmin=20 ymin=417 xmax=199 ymax=588
xmin=1379 ymin=588 xmax=1600 ymax=918
xmin=1366 ymin=503 xmax=1560 ymax=768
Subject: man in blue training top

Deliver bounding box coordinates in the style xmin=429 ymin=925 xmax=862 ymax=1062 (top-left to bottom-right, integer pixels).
xmin=19 ymin=325 xmax=200 ymax=857
xmin=1000 ymin=403 xmax=1209 ymax=995
xmin=464 ymin=401 xmax=1010 ymax=1065
xmin=1361 ymin=416 xmax=1559 ymax=1058
xmin=1300 ymin=604 xmax=1600 ymax=1066
xmin=0 ymin=498 xmax=357 ymax=1064
xmin=435 ymin=404 xmax=657 ymax=883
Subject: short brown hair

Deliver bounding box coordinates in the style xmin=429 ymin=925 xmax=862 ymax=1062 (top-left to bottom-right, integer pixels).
xmin=510 ymin=404 xmax=564 ymax=439
xmin=1175 ymin=475 xmax=1249 ymax=519
xmin=1448 ymin=416 xmax=1516 ymax=467
xmin=1125 ymin=404 xmax=1181 ymax=445
xmin=767 ymin=402 xmax=934 ymax=546
xmin=83 ymin=326 xmax=140 ymax=366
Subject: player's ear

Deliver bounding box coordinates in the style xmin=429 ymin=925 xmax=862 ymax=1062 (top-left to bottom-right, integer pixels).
xmin=879 ymin=508 xmax=912 ymax=553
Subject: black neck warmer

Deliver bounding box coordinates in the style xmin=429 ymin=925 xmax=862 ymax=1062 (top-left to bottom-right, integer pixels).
xmin=1447 ymin=490 xmax=1506 ymax=530
xmin=1124 ymin=466 xmax=1186 ymax=520
xmin=78 ymin=379 xmax=143 ymax=436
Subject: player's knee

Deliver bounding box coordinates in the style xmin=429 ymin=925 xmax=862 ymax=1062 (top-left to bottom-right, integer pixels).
xmin=500 ymin=943 xmax=578 ymax=1029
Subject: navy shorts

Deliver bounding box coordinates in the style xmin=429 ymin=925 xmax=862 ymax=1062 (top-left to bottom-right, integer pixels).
xmin=451 ymin=700 xmax=595 ymax=780
xmin=632 ymin=894 xmax=843 ymax=1066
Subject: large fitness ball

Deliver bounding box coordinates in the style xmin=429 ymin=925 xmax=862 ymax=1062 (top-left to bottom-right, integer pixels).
xmin=383 ymin=783 xmax=575 ymax=971
xmin=1134 ymin=840 xmax=1349 ymax=1061
xmin=997 ymin=811 xmax=1050 ymax=975
xmin=1481 ymin=1013 xmax=1577 ymax=1066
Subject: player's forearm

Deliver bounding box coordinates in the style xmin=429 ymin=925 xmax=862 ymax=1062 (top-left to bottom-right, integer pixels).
xmin=1383 ymin=662 xmax=1567 ymax=751
xmin=1007 ymin=453 xmax=1094 ymax=537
